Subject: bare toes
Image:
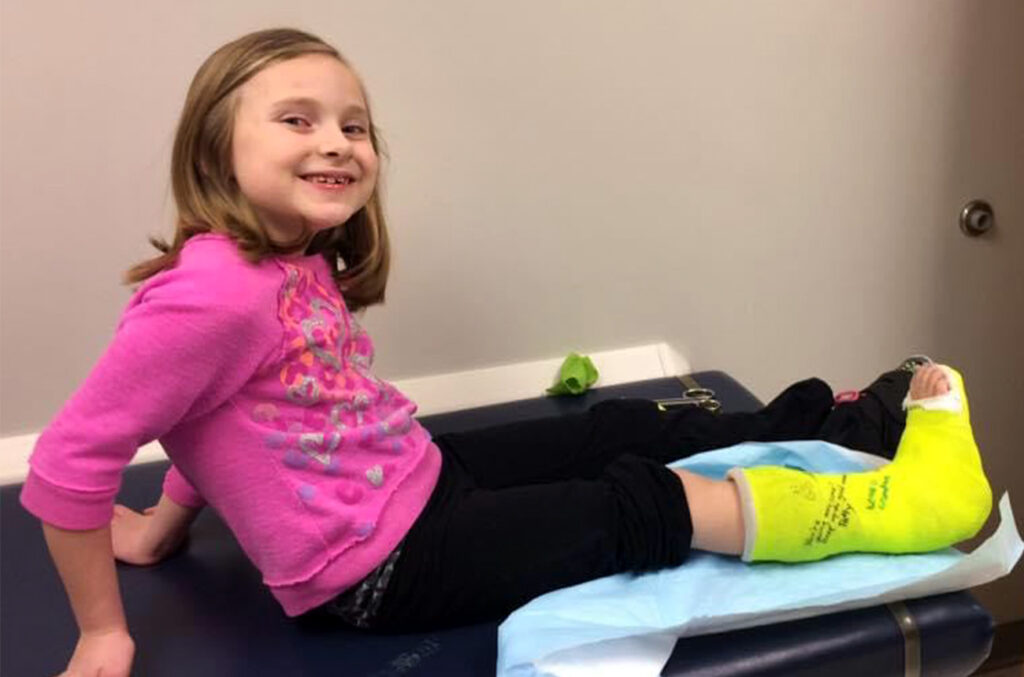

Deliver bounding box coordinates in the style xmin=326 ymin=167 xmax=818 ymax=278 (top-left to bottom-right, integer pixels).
xmin=909 ymin=369 xmax=926 ymax=399
xmin=910 ymin=365 xmax=950 ymax=399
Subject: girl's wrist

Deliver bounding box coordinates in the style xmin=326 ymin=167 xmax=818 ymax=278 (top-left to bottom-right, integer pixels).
xmin=147 ymin=527 xmax=187 ymax=560
xmin=82 ymin=623 xmax=131 ymax=638
xmin=144 ymin=494 xmax=200 ymax=559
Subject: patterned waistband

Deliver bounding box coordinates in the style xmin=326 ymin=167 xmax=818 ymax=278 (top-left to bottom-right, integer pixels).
xmin=320 ymin=542 xmax=404 ymax=629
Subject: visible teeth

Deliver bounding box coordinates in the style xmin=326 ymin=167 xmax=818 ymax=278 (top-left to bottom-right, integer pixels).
xmin=307 ymin=175 xmax=348 ymax=184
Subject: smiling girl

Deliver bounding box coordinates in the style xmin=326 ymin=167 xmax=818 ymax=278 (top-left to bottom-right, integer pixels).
xmin=23 ymin=28 xmax=990 ymax=677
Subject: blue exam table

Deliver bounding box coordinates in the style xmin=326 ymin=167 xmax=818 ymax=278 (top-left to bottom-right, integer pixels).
xmin=0 ymin=371 xmax=993 ymax=676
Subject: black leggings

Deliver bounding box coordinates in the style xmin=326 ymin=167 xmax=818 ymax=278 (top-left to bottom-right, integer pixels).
xmin=310 ymin=371 xmax=910 ymax=632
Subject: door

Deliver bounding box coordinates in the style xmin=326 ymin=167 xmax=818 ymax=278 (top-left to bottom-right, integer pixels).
xmin=935 ymin=1 xmax=1024 ymax=625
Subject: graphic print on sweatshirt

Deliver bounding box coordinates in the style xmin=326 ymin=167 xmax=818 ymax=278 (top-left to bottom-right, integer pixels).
xmin=245 ymin=262 xmax=417 ymax=538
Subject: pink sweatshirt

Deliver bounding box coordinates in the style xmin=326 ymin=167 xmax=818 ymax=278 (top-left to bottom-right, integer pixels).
xmin=20 ymin=233 xmax=441 ymax=616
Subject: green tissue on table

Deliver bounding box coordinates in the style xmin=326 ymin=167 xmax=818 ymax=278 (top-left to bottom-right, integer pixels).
xmin=546 ymin=353 xmax=599 ymax=396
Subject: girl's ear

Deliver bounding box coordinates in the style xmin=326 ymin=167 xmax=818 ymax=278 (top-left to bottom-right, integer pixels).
xmin=198 ymin=157 xmax=216 ymax=180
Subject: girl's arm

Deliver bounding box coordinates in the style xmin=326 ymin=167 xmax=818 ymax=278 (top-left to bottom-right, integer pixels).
xmin=42 ymin=522 xmax=135 ymax=676
xmin=112 ymin=492 xmax=203 ymax=566
xmin=43 ymin=493 xmax=200 ymax=675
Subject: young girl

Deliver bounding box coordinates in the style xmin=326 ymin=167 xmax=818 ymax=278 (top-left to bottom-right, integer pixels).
xmin=22 ymin=28 xmax=992 ymax=677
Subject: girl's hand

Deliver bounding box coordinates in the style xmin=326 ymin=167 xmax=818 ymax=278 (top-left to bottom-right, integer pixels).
xmin=111 ymin=504 xmax=186 ymax=566
xmin=58 ymin=628 xmax=135 ymax=677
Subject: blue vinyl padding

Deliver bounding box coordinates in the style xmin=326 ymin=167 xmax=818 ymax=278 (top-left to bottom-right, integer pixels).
xmin=0 ymin=371 xmax=992 ymax=676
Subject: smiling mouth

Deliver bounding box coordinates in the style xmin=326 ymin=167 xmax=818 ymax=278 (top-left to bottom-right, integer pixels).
xmin=301 ymin=174 xmax=354 ymax=186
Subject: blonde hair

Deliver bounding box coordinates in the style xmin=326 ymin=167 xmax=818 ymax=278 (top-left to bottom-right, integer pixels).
xmin=126 ymin=28 xmax=390 ymax=312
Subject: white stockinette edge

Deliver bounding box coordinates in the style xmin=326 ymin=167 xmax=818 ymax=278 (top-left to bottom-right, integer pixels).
xmin=531 ymin=493 xmax=1023 ymax=677
xmin=0 ymin=342 xmax=690 ymax=485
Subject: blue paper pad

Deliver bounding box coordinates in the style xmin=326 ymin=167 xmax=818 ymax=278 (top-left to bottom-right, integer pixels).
xmin=497 ymin=440 xmax=1022 ymax=677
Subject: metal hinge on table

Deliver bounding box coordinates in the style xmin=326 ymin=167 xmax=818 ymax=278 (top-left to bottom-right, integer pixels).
xmin=652 ymin=374 xmax=722 ymax=413
xmin=887 ymin=601 xmax=922 ymax=677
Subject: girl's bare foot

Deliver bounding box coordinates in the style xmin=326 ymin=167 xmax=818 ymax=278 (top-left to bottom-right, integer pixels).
xmin=909 ymin=363 xmax=951 ymax=400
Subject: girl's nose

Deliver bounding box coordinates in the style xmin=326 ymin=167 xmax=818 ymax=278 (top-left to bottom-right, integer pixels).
xmin=319 ymin=128 xmax=353 ymax=159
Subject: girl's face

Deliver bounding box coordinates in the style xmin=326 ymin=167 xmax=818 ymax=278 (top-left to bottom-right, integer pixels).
xmin=231 ymin=54 xmax=378 ymax=244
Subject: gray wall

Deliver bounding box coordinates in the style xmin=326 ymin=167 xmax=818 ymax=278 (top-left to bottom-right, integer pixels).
xmin=2 ymin=1 xmax=1022 ymax=622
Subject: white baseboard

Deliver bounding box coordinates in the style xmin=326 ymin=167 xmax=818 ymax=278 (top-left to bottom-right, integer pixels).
xmin=0 ymin=342 xmax=689 ymax=486
xmin=399 ymin=342 xmax=689 ymax=417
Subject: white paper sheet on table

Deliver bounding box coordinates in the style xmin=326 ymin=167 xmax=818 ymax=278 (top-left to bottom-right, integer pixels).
xmin=496 ymin=441 xmax=1024 ymax=677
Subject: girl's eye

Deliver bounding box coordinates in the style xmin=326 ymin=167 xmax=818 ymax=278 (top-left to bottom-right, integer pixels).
xmin=343 ymin=124 xmax=368 ymax=136
xmin=282 ymin=117 xmax=310 ymax=128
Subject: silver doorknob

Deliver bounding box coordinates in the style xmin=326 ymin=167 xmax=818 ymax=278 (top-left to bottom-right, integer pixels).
xmin=960 ymin=200 xmax=995 ymax=237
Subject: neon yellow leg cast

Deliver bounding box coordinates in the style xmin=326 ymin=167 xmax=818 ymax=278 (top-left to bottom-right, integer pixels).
xmin=728 ymin=367 xmax=992 ymax=562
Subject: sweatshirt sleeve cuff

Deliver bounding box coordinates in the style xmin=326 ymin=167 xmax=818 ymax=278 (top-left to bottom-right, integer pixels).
xmin=19 ymin=470 xmax=117 ymax=530
xmin=162 ymin=465 xmax=207 ymax=509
